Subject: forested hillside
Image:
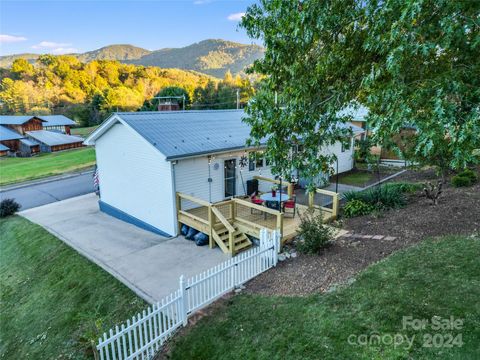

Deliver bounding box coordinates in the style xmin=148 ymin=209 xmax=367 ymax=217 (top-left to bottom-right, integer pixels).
xmin=0 ymin=55 xmax=255 ymax=126
xmin=0 ymin=39 xmax=264 ymax=78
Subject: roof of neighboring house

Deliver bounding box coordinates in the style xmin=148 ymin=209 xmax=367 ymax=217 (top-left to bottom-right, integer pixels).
xmin=86 ymin=109 xmax=365 ymax=161
xmin=20 ymin=138 xmax=40 ymax=147
xmin=337 ymin=103 xmax=369 ymax=122
xmin=26 ymin=130 xmax=83 ymax=146
xmin=0 ymin=115 xmax=45 ymax=125
xmin=0 ymin=125 xmax=24 ymax=141
xmin=0 ymin=144 xmax=10 ymax=151
xmin=39 ymin=115 xmax=76 ymax=127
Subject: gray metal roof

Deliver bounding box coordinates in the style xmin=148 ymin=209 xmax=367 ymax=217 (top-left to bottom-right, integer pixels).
xmin=26 ymin=130 xmax=83 ymax=146
xmin=0 ymin=126 xmax=24 ymax=141
xmin=20 ymin=138 xmax=39 ymax=147
xmin=112 ymin=110 xmax=363 ymax=161
xmin=0 ymin=144 xmax=10 ymax=151
xmin=116 ymin=110 xmax=257 ymax=160
xmin=39 ymin=115 xmax=76 ymax=127
xmin=0 ymin=115 xmax=37 ymax=125
xmin=337 ymin=103 xmax=369 ymax=122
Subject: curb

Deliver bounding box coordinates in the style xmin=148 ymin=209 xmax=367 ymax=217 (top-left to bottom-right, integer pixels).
xmin=0 ymin=168 xmax=94 ymax=192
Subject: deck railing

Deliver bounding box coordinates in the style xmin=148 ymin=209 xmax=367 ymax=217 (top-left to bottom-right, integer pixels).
xmin=308 ymin=188 xmax=339 ymax=220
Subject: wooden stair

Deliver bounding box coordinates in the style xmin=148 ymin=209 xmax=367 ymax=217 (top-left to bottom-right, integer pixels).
xmin=212 ymin=223 xmax=252 ymax=255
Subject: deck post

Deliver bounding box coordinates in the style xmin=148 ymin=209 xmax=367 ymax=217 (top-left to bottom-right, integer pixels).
xmin=176 ymin=192 xmax=182 ymax=235
xmin=231 ymin=200 xmax=236 ymax=222
xmin=229 ymin=232 xmax=235 ymax=257
xmin=276 ymin=212 xmax=284 ymax=237
xmin=208 ymin=205 xmax=214 ymax=248
xmin=308 ymin=191 xmax=314 ymax=209
xmin=287 ymin=183 xmax=293 ymax=197
xmin=332 ymin=193 xmax=339 ymax=219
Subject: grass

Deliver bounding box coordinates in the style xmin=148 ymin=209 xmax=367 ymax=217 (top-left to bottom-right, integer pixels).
xmin=0 ymin=216 xmax=147 ymax=359
xmin=337 ymin=170 xmax=375 ymax=187
xmin=168 ymin=235 xmax=480 ymax=359
xmin=0 ymin=147 xmax=96 ymax=186
xmin=71 ymin=126 xmax=98 ymax=137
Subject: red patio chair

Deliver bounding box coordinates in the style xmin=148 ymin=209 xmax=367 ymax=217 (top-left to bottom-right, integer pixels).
xmin=250 ymin=192 xmax=264 ymax=214
xmin=282 ymin=195 xmax=297 ymax=218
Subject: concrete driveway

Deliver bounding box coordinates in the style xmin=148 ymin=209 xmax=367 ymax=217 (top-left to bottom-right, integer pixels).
xmin=21 ymin=194 xmax=228 ymax=303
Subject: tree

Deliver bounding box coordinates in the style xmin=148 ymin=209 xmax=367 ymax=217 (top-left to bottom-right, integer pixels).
xmin=140 ymin=86 xmax=190 ymax=111
xmin=240 ymin=0 xmax=480 ymax=181
xmin=11 ymin=59 xmax=34 ymax=77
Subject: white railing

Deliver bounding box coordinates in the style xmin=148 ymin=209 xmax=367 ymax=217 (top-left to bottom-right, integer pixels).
xmin=97 ymin=229 xmax=281 ymax=360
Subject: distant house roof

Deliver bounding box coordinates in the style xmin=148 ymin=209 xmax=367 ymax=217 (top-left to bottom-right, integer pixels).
xmin=0 ymin=115 xmax=45 ymax=125
xmin=86 ymin=110 xmax=365 ymax=161
xmin=337 ymin=103 xmax=369 ymax=122
xmin=0 ymin=144 xmax=10 ymax=151
xmin=26 ymin=130 xmax=83 ymax=146
xmin=39 ymin=115 xmax=76 ymax=127
xmin=0 ymin=126 xmax=24 ymax=141
xmin=20 ymin=138 xmax=40 ymax=147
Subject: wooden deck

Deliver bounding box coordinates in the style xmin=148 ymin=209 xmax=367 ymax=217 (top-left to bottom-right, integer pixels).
xmin=176 ymin=187 xmax=339 ymax=255
xmin=185 ymin=203 xmax=329 ymax=243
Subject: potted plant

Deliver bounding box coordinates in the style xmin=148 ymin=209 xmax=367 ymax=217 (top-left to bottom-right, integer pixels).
xmin=271 ymin=185 xmax=278 ymax=197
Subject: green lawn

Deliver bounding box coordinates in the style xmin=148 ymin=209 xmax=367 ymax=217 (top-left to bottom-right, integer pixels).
xmin=0 ymin=216 xmax=146 ymax=359
xmin=0 ymin=147 xmax=96 ymax=186
xmin=337 ymin=171 xmax=374 ymax=186
xmin=168 ymin=235 xmax=480 ymax=359
xmin=71 ymin=126 xmax=98 ymax=137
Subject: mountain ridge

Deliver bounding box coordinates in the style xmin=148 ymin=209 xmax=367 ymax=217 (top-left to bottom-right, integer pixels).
xmin=0 ymin=39 xmax=264 ymax=78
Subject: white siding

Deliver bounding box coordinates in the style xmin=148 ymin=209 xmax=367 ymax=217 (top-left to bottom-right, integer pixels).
xmin=95 ymin=122 xmax=176 ymax=235
xmin=322 ymin=139 xmax=355 ymax=174
xmin=175 ymin=150 xmax=274 ymax=206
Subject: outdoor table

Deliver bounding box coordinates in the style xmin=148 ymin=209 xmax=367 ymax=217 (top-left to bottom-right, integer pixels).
xmin=259 ymin=193 xmax=290 ymax=202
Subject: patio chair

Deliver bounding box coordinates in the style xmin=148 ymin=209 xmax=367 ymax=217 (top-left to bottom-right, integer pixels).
xmin=250 ymin=192 xmax=264 ymax=214
xmin=282 ymin=195 xmax=297 ymax=218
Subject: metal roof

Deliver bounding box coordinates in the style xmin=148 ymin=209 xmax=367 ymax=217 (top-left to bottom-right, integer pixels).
xmin=0 ymin=115 xmax=39 ymax=125
xmin=0 ymin=126 xmax=24 ymax=141
xmin=336 ymin=103 xmax=369 ymax=122
xmin=26 ymin=130 xmax=83 ymax=146
xmin=109 ymin=110 xmax=363 ymax=161
xmin=39 ymin=115 xmax=76 ymax=127
xmin=20 ymin=138 xmax=39 ymax=147
xmin=0 ymin=144 xmax=10 ymax=151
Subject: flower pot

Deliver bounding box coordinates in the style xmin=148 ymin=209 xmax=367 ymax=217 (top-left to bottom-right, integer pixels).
xmin=272 ymin=190 xmax=276 ymax=197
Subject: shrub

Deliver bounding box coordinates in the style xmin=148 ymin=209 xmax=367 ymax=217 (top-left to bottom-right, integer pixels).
xmin=452 ymin=175 xmax=472 ymax=187
xmin=343 ymin=199 xmax=375 ymax=218
xmin=296 ymin=210 xmax=333 ymax=254
xmin=0 ymin=199 xmax=21 ymax=218
xmin=343 ymin=183 xmax=406 ymax=210
xmin=457 ymin=169 xmax=478 ymax=183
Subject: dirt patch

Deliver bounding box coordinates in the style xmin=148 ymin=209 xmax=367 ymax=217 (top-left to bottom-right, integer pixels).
xmin=245 ymin=169 xmax=480 ymax=296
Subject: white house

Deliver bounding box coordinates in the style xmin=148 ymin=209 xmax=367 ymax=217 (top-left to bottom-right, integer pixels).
xmin=85 ymin=110 xmax=363 ymax=237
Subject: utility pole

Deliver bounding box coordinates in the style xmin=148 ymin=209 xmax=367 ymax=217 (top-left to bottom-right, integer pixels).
xmin=236 ymin=89 xmax=240 ymax=109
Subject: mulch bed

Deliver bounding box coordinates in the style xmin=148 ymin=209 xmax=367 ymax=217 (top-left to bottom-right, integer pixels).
xmin=245 ymin=169 xmax=480 ymax=296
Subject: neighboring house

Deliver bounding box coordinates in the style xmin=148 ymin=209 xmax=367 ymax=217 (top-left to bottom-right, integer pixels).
xmin=337 ymin=103 xmax=370 ymax=140
xmin=0 ymin=125 xmax=24 ymax=153
xmin=85 ymin=109 xmax=363 ymax=238
xmin=39 ymin=115 xmax=76 ymax=134
xmin=0 ymin=144 xmax=9 ymax=157
xmin=0 ymin=115 xmax=83 ymax=156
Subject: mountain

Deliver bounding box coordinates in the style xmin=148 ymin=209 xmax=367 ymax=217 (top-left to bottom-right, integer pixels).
xmin=76 ymin=44 xmax=151 ymax=62
xmin=0 ymin=39 xmax=264 ymax=78
xmin=129 ymin=39 xmax=264 ymax=78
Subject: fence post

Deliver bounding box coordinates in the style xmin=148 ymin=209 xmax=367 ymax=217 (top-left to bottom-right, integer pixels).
xmin=272 ymin=230 xmax=280 ymax=266
xmin=308 ymin=191 xmax=314 ymax=209
xmin=332 ymin=193 xmax=339 ymax=219
xmin=179 ymin=275 xmax=188 ymax=326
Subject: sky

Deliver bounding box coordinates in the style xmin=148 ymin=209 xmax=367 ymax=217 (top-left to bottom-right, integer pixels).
xmin=0 ymin=0 xmax=258 ymax=56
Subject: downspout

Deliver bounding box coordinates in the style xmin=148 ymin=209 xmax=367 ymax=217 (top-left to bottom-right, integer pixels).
xmin=208 ymin=156 xmax=212 ymax=202
xmin=171 ymin=160 xmax=178 ymax=235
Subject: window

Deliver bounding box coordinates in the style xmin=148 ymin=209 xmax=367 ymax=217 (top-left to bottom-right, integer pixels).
xmin=255 ymin=152 xmax=264 ymax=168
xmin=248 ymin=152 xmax=256 ymax=171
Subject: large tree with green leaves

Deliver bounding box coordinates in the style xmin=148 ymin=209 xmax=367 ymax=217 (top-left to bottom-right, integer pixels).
xmin=241 ymin=0 xmax=480 ymax=181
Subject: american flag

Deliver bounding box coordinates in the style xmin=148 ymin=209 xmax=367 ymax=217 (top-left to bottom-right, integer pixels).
xmin=93 ymin=166 xmax=100 ymax=190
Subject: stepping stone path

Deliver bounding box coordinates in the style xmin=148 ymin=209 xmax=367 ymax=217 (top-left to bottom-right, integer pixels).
xmin=340 ymin=232 xmax=397 ymax=241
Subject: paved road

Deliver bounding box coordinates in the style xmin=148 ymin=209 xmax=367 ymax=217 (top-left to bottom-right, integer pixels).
xmin=0 ymin=173 xmax=95 ymax=211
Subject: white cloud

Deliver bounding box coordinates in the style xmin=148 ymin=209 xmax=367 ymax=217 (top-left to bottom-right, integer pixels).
xmin=32 ymin=41 xmax=72 ymax=49
xmin=227 ymin=12 xmax=245 ymax=21
xmin=51 ymin=47 xmax=79 ymax=54
xmin=193 ymin=0 xmax=212 ymax=4
xmin=0 ymin=34 xmax=27 ymax=43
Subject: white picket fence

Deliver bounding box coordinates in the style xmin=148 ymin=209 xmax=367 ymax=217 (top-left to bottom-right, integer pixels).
xmin=96 ymin=229 xmax=281 ymax=360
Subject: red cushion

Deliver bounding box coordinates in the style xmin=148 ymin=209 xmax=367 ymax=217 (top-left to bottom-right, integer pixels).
xmin=252 ymin=198 xmax=264 ymax=205
xmin=284 ymin=201 xmax=295 ymax=208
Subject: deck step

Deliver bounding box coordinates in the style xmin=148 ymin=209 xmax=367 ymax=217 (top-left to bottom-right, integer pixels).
xmin=212 ymin=224 xmax=252 ymax=254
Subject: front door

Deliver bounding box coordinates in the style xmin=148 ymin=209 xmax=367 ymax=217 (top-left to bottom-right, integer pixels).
xmin=224 ymin=159 xmax=236 ymax=198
